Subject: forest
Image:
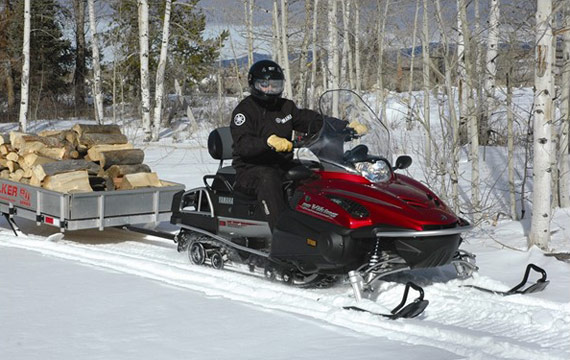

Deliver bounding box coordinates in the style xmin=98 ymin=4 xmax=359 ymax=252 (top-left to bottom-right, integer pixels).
xmin=0 ymin=0 xmax=568 ymax=249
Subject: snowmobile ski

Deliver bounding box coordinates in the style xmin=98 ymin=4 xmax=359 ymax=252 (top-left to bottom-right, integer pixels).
xmin=462 ymin=263 xmax=549 ymax=296
xmin=344 ymin=282 xmax=429 ymax=319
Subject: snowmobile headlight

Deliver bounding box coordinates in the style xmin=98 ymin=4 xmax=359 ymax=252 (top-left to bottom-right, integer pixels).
xmin=355 ymin=161 xmax=391 ymax=183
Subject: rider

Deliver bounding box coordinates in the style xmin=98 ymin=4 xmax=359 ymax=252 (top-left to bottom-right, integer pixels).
xmin=230 ymin=59 xmax=366 ymax=231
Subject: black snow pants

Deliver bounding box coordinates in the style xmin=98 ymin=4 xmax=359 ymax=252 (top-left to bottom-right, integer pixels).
xmin=234 ymin=166 xmax=287 ymax=231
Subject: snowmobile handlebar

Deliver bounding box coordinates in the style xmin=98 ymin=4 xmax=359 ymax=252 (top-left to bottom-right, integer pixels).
xmin=291 ymin=125 xmax=361 ymax=149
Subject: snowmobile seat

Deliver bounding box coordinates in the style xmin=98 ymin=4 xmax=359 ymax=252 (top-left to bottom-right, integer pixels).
xmin=208 ymin=126 xmax=233 ymax=166
xmin=206 ymin=127 xmax=236 ymax=191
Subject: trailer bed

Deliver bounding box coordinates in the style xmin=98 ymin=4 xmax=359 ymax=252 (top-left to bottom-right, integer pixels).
xmin=0 ymin=178 xmax=184 ymax=231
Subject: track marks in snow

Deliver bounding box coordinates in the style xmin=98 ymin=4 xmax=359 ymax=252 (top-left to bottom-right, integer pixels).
xmin=1 ymin=231 xmax=568 ymax=360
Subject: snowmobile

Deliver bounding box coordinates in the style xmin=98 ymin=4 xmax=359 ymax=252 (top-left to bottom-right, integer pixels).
xmin=169 ymin=90 xmax=476 ymax=318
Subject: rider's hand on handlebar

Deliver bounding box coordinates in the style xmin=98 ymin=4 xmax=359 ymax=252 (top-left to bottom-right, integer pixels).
xmin=267 ymin=134 xmax=293 ymax=152
xmin=348 ymin=121 xmax=368 ymax=135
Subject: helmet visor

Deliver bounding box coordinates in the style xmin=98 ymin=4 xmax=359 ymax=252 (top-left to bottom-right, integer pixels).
xmin=254 ymin=79 xmax=284 ymax=95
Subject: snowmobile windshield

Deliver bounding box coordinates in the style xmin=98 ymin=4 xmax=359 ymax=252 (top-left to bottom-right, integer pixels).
xmin=302 ymin=90 xmax=391 ymax=169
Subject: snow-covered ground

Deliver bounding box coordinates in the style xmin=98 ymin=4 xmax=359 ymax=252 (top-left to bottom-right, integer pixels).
xmin=1 ymin=91 xmax=569 ymax=359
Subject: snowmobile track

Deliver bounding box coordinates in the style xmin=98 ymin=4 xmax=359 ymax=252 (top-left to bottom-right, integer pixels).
xmin=1 ymin=231 xmax=568 ymax=360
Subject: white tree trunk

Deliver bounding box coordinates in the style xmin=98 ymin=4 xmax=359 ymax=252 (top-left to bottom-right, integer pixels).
xmin=560 ymin=1 xmax=570 ymax=208
xmin=245 ymin=0 xmax=254 ymax=69
xmin=484 ymin=0 xmax=500 ymax=145
xmin=340 ymin=0 xmax=351 ymax=88
xmin=309 ymin=0 xmax=319 ymax=109
xmin=507 ymin=71 xmax=517 ymax=219
xmin=459 ymin=0 xmax=481 ymax=221
xmin=138 ymin=0 xmax=152 ymax=140
xmin=422 ymin=0 xmax=431 ymax=167
xmin=272 ymin=1 xmax=281 ymax=63
xmin=328 ymin=0 xmax=339 ymax=116
xmin=435 ymin=0 xmax=460 ymax=211
xmin=280 ymin=0 xmax=292 ymax=98
xmin=354 ymin=0 xmax=361 ymax=92
xmin=295 ymin=0 xmax=313 ymax=106
xmin=376 ymin=0 xmax=390 ymax=122
xmin=18 ymin=0 xmax=31 ymax=132
xmin=152 ymin=0 xmax=173 ymax=142
xmin=88 ymin=0 xmax=104 ymax=124
xmin=407 ymin=0 xmax=420 ymax=129
xmin=529 ymin=0 xmax=553 ymax=250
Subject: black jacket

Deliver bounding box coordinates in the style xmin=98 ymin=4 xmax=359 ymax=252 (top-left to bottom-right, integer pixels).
xmin=230 ymin=95 xmax=322 ymax=171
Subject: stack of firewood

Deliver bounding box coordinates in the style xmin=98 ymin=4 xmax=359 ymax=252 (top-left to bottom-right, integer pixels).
xmin=0 ymin=124 xmax=163 ymax=193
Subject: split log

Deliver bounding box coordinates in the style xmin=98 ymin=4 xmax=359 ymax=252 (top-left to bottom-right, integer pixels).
xmin=6 ymin=152 xmax=19 ymax=162
xmin=33 ymin=159 xmax=100 ymax=182
xmin=0 ymin=169 xmax=10 ymax=179
xmin=0 ymin=144 xmax=11 ymax=155
xmin=72 ymin=124 xmax=122 ymax=137
xmin=7 ymin=160 xmax=19 ymax=173
xmin=42 ymin=170 xmax=93 ymax=193
xmin=99 ymin=149 xmax=144 ymax=170
xmin=103 ymin=164 xmax=151 ymax=179
xmin=11 ymin=134 xmax=61 ymax=149
xmin=16 ymin=141 xmax=76 ymax=160
xmin=37 ymin=129 xmax=63 ymax=137
xmin=87 ymin=143 xmax=134 ymax=162
xmin=9 ymin=132 xmax=29 ymax=149
xmin=119 ymin=172 xmax=162 ymax=190
xmin=21 ymin=153 xmax=57 ymax=169
xmin=79 ymin=132 xmax=128 ymax=147
xmin=9 ymin=169 xmax=25 ymax=182
xmin=30 ymin=174 xmax=41 ymax=187
xmin=39 ymin=130 xmax=79 ymax=147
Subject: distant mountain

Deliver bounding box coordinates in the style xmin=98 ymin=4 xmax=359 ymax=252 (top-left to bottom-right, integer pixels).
xmin=220 ymin=53 xmax=271 ymax=68
xmin=220 ymin=51 xmax=316 ymax=69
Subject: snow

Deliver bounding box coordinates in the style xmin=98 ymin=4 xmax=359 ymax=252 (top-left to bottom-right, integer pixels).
xmin=1 ymin=91 xmax=569 ymax=359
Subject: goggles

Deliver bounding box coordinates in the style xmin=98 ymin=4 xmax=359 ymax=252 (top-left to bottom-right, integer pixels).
xmin=254 ymin=79 xmax=284 ymax=95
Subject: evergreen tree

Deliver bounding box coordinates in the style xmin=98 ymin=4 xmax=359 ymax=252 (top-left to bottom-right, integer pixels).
xmin=1 ymin=0 xmax=73 ymax=119
xmin=107 ymin=0 xmax=227 ymax=101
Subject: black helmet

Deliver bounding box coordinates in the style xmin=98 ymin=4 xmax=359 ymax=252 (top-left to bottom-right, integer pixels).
xmin=248 ymin=60 xmax=285 ymax=101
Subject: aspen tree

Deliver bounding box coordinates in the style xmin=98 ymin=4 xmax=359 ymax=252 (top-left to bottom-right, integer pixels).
xmin=529 ymin=0 xmax=553 ymax=250
xmin=328 ymin=0 xmax=339 ymax=116
xmin=422 ymin=0 xmax=431 ymax=167
xmin=152 ymin=0 xmax=173 ymax=141
xmin=18 ymin=0 xmax=30 ymax=132
xmin=138 ymin=0 xmax=151 ymax=141
xmin=484 ymin=0 xmax=500 ymax=147
xmin=88 ymin=0 xmax=103 ymax=124
xmin=434 ymin=0 xmax=460 ymax=211
xmin=245 ymin=0 xmax=254 ymax=69
xmin=296 ymin=0 xmax=313 ymax=106
xmin=560 ymin=0 xmax=570 ymax=208
xmin=376 ymin=0 xmax=390 ymax=123
xmin=354 ymin=0 xmax=361 ymax=92
xmin=280 ymin=0 xmax=292 ymax=98
xmin=459 ymin=0 xmax=481 ymax=221
xmin=407 ymin=0 xmax=420 ymax=130
xmin=309 ymin=0 xmax=319 ymax=109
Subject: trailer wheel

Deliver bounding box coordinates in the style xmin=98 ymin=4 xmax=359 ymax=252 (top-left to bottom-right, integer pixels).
xmin=188 ymin=241 xmax=206 ymax=265
xmin=210 ymin=250 xmax=224 ymax=270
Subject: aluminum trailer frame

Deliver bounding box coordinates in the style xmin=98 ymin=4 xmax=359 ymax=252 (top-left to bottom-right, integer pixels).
xmin=0 ymin=178 xmax=184 ymax=232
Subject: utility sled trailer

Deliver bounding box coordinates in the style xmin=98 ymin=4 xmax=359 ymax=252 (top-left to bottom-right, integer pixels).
xmin=0 ymin=178 xmax=184 ymax=232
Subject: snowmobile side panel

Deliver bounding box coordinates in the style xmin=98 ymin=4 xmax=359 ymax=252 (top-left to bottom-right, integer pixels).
xmin=271 ymin=209 xmax=367 ymax=273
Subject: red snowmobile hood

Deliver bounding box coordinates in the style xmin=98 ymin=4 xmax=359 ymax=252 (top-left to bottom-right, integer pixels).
xmin=303 ymin=172 xmax=458 ymax=231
